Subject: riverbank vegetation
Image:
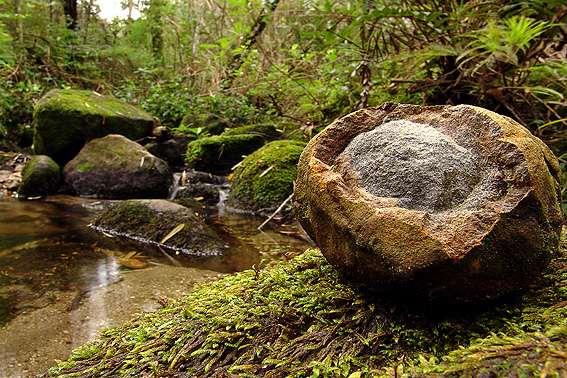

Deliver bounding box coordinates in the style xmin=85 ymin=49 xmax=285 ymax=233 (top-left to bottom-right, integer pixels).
xmin=1 ymin=1 xmax=565 ymax=150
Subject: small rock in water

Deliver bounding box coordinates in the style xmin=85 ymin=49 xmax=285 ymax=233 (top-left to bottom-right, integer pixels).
xmin=17 ymin=155 xmax=61 ymax=198
xmin=293 ymin=103 xmax=563 ymax=303
xmin=92 ymin=199 xmax=226 ymax=256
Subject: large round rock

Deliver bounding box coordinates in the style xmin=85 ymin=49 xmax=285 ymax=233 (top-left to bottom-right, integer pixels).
xmin=294 ymin=104 xmax=564 ymax=302
xmin=64 ymin=134 xmax=172 ymax=199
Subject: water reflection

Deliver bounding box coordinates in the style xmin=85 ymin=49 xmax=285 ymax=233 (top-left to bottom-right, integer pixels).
xmin=0 ymin=195 xmax=310 ymax=376
xmin=72 ymin=256 xmax=120 ymax=341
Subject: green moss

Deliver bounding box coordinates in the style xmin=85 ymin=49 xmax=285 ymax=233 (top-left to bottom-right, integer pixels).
xmin=185 ymin=134 xmax=266 ymax=174
xmin=75 ymin=162 xmax=93 ymax=173
xmin=50 ymin=231 xmax=567 ymax=377
xmin=222 ymin=123 xmax=280 ymax=139
xmin=17 ymin=155 xmax=60 ymax=197
xmin=229 ymin=140 xmax=306 ymax=211
xmin=33 ymin=89 xmax=155 ymax=164
xmin=63 ymin=135 xmax=172 ymax=199
xmin=184 ymin=124 xmax=282 ymax=174
xmin=177 ymin=113 xmax=227 ymax=136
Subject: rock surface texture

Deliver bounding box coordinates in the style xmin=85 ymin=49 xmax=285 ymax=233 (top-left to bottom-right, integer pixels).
xmin=17 ymin=155 xmax=60 ymax=198
xmin=64 ymin=135 xmax=172 ymax=199
xmin=92 ymin=199 xmax=226 ymax=256
xmin=33 ymin=89 xmax=154 ymax=164
xmin=294 ymin=103 xmax=564 ymax=302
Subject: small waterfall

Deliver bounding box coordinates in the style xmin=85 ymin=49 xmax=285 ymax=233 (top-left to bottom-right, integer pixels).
xmin=168 ymin=172 xmax=184 ymax=200
xmin=216 ymin=187 xmax=229 ymax=215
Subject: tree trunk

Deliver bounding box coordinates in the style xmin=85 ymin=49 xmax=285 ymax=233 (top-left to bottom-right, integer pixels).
xmin=127 ymin=0 xmax=134 ymax=20
xmin=148 ymin=0 xmax=164 ymax=62
xmin=223 ymin=0 xmax=281 ymax=89
xmin=13 ymin=0 xmax=24 ymax=44
xmin=63 ymin=0 xmax=78 ymax=30
xmin=356 ymin=0 xmax=375 ymax=109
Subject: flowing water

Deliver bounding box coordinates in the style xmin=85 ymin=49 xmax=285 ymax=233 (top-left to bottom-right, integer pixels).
xmin=0 ymin=196 xmax=310 ymax=377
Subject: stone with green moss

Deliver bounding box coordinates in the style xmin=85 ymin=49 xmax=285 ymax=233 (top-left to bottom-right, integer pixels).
xmin=48 ymin=229 xmax=567 ymax=377
xmin=228 ymin=140 xmax=306 ymax=212
xmin=17 ymin=155 xmax=60 ymax=198
xmin=63 ymin=134 xmax=172 ymax=199
xmin=185 ymin=124 xmax=281 ymax=174
xmin=221 ymin=123 xmax=280 ymax=139
xmin=33 ymin=89 xmax=155 ymax=164
xmin=92 ymin=199 xmax=225 ymax=256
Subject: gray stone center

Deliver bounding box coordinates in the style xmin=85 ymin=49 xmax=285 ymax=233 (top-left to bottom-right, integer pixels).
xmin=339 ymin=120 xmax=478 ymax=211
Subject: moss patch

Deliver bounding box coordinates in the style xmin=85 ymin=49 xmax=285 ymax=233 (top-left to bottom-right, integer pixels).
xmin=185 ymin=135 xmax=263 ymax=174
xmin=33 ymin=89 xmax=154 ymax=164
xmin=49 ymin=230 xmax=566 ymax=377
xmin=222 ymin=124 xmax=280 ymax=139
xmin=17 ymin=155 xmax=60 ymax=197
xmin=184 ymin=123 xmax=281 ymax=174
xmin=228 ymin=140 xmax=306 ymax=211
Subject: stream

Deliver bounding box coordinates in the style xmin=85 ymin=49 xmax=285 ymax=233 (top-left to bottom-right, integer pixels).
xmin=0 ymin=195 xmax=310 ymax=377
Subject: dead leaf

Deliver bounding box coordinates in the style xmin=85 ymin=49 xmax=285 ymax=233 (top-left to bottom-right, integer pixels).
xmin=160 ymin=223 xmax=185 ymax=244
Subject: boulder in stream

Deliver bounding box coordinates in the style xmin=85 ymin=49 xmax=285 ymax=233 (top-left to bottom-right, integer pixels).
xmin=92 ymin=199 xmax=226 ymax=256
xmin=294 ymin=103 xmax=564 ymax=302
xmin=64 ymin=134 xmax=172 ymax=199
xmin=17 ymin=155 xmax=60 ymax=198
xmin=33 ymin=89 xmax=155 ymax=164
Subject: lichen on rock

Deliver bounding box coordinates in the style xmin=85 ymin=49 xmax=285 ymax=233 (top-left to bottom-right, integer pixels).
xmin=33 ymin=89 xmax=155 ymax=164
xmin=340 ymin=120 xmax=478 ymax=211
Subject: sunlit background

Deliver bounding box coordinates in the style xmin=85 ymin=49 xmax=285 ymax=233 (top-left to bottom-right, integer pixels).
xmin=97 ymin=0 xmax=141 ymax=20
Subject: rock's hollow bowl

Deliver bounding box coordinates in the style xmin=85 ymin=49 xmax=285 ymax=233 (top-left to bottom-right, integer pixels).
xmin=293 ymin=103 xmax=564 ymax=302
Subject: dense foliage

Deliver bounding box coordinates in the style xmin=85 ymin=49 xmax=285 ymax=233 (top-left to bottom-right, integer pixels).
xmin=0 ymin=0 xmax=565 ymax=202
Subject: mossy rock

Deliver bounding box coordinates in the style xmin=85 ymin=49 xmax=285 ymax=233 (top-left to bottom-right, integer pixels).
xmin=17 ymin=155 xmax=60 ymax=198
xmin=33 ymin=89 xmax=155 ymax=164
xmin=221 ymin=123 xmax=280 ymax=139
xmin=91 ymin=199 xmax=225 ymax=256
xmin=185 ymin=124 xmax=281 ymax=174
xmin=49 ymin=229 xmax=567 ymax=377
xmin=63 ymin=134 xmax=172 ymax=199
xmin=228 ymin=140 xmax=306 ymax=212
